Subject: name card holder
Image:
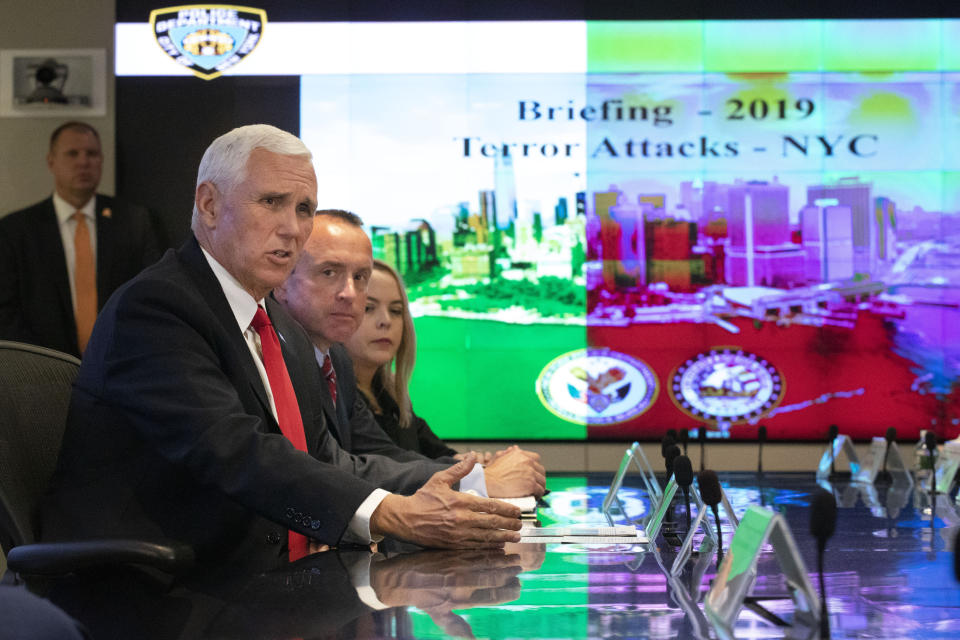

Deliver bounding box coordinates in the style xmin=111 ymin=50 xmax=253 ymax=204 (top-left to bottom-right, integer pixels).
xmin=671 ymin=483 xmax=718 ymax=577
xmin=704 ymin=506 xmax=819 ymax=640
xmin=816 ymin=434 xmax=861 ymax=482
xmin=643 ymin=475 xmax=679 ymax=543
xmin=935 ymin=440 xmax=960 ymax=497
xmin=855 ymin=437 xmax=913 ymax=486
xmin=651 ymin=542 xmax=714 ymax=640
xmin=602 ymin=443 xmax=662 ymax=527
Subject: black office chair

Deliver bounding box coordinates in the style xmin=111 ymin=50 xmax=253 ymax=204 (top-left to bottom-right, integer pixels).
xmin=0 ymin=341 xmax=193 ymax=579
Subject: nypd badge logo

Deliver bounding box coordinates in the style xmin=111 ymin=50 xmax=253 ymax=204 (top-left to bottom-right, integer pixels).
xmin=537 ymin=348 xmax=658 ymax=425
xmin=150 ymin=5 xmax=266 ymax=80
xmin=669 ymin=347 xmax=784 ymax=425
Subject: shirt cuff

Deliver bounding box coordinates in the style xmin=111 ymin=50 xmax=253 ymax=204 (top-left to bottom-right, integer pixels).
xmin=347 ymin=553 xmax=390 ymax=611
xmin=346 ymin=488 xmax=391 ymax=544
xmin=459 ymin=464 xmax=488 ymax=497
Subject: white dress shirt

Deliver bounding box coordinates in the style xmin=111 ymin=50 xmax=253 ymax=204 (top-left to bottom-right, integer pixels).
xmin=52 ymin=192 xmax=97 ymax=312
xmin=200 ymin=247 xmax=387 ymax=544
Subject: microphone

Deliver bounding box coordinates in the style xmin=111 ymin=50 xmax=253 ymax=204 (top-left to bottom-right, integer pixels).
xmin=810 ymin=489 xmax=837 ymax=640
xmin=665 ymin=444 xmax=681 ymax=480
xmin=757 ymin=425 xmax=767 ymax=476
xmin=925 ymin=431 xmax=938 ymax=522
xmin=698 ymin=470 xmax=723 ymax=566
xmin=662 ymin=433 xmax=677 ymax=460
xmin=674 ymin=455 xmax=694 ymax=532
xmin=875 ymin=427 xmax=896 ymax=485
xmin=698 ymin=426 xmax=707 ymax=471
xmin=679 ymin=428 xmax=690 ymax=455
xmin=954 ymin=528 xmax=960 ymax=584
xmin=667 ymin=428 xmax=678 ymax=443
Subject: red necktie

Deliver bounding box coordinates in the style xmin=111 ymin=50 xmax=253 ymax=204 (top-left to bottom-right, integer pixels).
xmin=73 ymin=212 xmax=97 ymax=353
xmin=250 ymin=307 xmax=309 ymax=561
xmin=321 ymin=355 xmax=338 ymax=407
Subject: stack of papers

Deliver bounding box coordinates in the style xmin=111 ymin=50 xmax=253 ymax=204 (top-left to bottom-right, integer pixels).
xmin=497 ymin=496 xmax=538 ymax=513
xmin=518 ymin=524 xmax=648 ymax=544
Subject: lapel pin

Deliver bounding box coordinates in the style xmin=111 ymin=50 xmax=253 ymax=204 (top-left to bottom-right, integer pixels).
xmin=102 ymin=208 xmax=112 ymax=219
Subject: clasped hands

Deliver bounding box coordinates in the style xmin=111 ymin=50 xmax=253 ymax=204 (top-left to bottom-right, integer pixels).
xmin=370 ymin=452 xmax=544 ymax=549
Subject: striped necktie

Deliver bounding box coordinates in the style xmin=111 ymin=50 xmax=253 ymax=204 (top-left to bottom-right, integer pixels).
xmin=321 ymin=355 xmax=338 ymax=407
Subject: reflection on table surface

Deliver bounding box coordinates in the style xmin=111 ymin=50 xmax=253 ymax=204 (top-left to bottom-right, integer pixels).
xmin=34 ymin=473 xmax=960 ymax=639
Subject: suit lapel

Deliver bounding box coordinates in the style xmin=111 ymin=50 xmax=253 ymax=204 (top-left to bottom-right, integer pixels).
xmin=94 ymin=195 xmax=114 ymax=306
xmin=267 ymin=296 xmax=329 ymax=451
xmin=37 ymin=198 xmax=76 ymax=344
xmin=179 ymin=237 xmax=274 ymax=426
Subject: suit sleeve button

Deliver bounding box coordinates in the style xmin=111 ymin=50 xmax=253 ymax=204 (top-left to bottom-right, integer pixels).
xmin=311 ymin=520 xmax=321 ymax=530
xmin=267 ymin=532 xmax=282 ymax=544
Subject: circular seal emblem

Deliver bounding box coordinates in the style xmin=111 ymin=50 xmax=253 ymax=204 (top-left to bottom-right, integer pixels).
xmin=669 ymin=348 xmax=784 ymax=425
xmin=536 ymin=348 xmax=658 ymax=425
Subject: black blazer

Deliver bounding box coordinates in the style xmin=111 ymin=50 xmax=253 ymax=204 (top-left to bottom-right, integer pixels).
xmin=41 ymin=236 xmax=439 ymax=568
xmin=0 ymin=195 xmax=161 ymax=357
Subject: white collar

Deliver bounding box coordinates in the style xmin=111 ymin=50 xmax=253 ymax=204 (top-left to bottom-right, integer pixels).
xmin=52 ymin=192 xmax=96 ymax=225
xmin=200 ymin=246 xmax=263 ymax=332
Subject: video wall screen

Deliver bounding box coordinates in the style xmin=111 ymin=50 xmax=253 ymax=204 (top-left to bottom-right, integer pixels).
xmin=116 ymin=15 xmax=960 ymax=442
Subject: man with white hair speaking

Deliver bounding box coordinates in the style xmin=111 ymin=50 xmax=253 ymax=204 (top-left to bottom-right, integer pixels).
xmin=41 ymin=125 xmax=526 ymax=568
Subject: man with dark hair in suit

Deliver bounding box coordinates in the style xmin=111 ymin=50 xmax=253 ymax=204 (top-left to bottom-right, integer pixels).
xmin=274 ymin=211 xmax=546 ymax=497
xmin=41 ymin=124 xmax=527 ymax=569
xmin=0 ymin=121 xmax=160 ymax=356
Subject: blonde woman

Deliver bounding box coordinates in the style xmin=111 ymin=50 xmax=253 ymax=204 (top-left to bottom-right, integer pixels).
xmin=343 ymin=259 xmax=466 ymax=458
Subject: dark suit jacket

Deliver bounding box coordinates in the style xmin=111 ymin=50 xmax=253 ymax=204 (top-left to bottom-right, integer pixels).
xmin=362 ymin=380 xmax=460 ymax=459
xmin=321 ymin=343 xmax=454 ymax=464
xmin=41 ymin=236 xmax=441 ymax=568
xmin=0 ymin=194 xmax=161 ymax=357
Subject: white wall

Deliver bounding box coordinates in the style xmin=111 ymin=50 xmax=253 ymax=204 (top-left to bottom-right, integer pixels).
xmin=0 ymin=0 xmax=115 ymax=216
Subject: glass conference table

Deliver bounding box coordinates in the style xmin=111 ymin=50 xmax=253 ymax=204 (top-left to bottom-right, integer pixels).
xmin=40 ymin=472 xmax=960 ymax=639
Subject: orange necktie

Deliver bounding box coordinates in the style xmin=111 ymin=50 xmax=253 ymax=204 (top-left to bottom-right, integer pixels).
xmin=73 ymin=212 xmax=97 ymax=354
xmin=250 ymin=306 xmax=310 ymax=561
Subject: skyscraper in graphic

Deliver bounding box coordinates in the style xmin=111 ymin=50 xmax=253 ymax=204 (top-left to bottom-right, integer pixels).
xmin=555 ymin=197 xmax=568 ymax=225
xmin=593 ymin=188 xmax=621 ymax=289
xmin=494 ymin=154 xmax=517 ymax=230
xmin=807 ymin=178 xmax=873 ymax=274
xmin=800 ymin=199 xmax=855 ymax=282
xmin=479 ymin=189 xmax=495 ymax=231
xmin=874 ymin=196 xmax=897 ymax=261
xmin=609 ymin=193 xmax=646 ymax=286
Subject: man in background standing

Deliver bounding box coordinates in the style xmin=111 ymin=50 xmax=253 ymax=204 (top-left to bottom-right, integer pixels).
xmin=0 ymin=121 xmax=160 ymax=357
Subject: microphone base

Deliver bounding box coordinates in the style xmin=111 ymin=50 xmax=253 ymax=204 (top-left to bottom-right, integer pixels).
xmin=828 ymin=470 xmax=852 ymax=482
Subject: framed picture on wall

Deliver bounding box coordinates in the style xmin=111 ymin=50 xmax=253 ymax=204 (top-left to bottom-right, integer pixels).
xmin=0 ymin=48 xmax=106 ymax=117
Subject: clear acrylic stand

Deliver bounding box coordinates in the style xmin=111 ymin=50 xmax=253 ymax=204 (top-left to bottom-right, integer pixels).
xmin=935 ymin=440 xmax=960 ymax=496
xmin=670 ymin=485 xmax=717 ymax=577
xmin=816 ymin=434 xmax=861 ymax=482
xmin=602 ymin=442 xmax=664 ymax=527
xmin=704 ymin=506 xmax=820 ymax=640
xmin=855 ymin=437 xmax=913 ymax=486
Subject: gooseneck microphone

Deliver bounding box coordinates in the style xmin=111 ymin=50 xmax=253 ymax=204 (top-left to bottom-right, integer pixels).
xmin=698 ymin=470 xmax=723 ymax=566
xmin=667 ymin=428 xmax=678 ymax=443
xmin=698 ymin=426 xmax=707 ymax=471
xmin=757 ymin=425 xmax=767 ymax=476
xmin=679 ymin=428 xmax=690 ymax=455
xmin=665 ymin=444 xmax=681 ymax=480
xmin=662 ymin=433 xmax=677 ymax=459
xmin=875 ymin=426 xmax=896 ymax=484
xmin=673 ymin=455 xmax=694 ymax=532
xmin=925 ymin=431 xmax=938 ymax=521
xmin=810 ymin=489 xmax=837 ymax=640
